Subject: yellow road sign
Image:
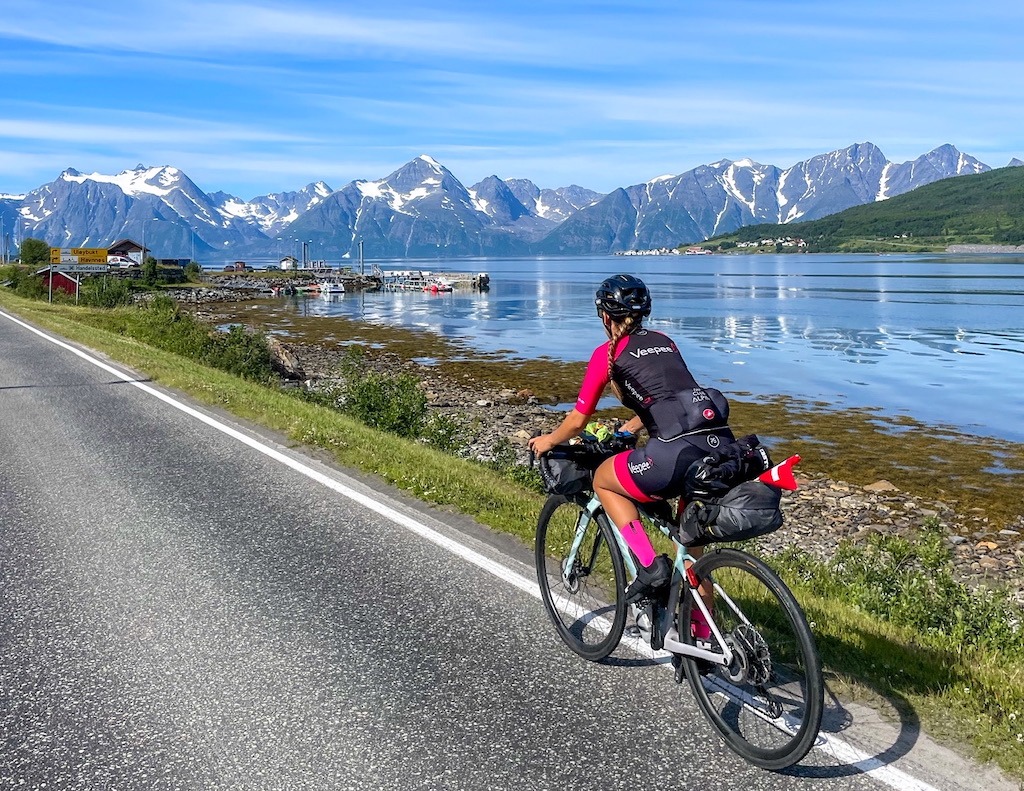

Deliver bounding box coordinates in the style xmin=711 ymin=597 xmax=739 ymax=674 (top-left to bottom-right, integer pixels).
xmin=52 ymin=254 xmax=108 ymax=264
xmin=50 ymin=247 xmax=108 ymax=262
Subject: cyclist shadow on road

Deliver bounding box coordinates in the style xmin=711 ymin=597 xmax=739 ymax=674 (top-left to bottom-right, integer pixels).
xmin=601 ymin=629 xmax=933 ymax=780
xmin=780 ymin=677 xmax=919 ymax=779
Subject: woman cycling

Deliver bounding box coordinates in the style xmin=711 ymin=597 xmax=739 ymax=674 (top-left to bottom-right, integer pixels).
xmin=528 ymin=274 xmax=735 ymax=608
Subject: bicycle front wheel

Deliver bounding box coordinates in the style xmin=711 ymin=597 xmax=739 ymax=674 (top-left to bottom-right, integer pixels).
xmin=678 ymin=547 xmax=823 ymax=770
xmin=535 ymin=495 xmax=627 ymax=661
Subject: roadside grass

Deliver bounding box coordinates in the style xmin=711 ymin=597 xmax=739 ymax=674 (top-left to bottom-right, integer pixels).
xmin=2 ymin=290 xmax=1024 ymax=780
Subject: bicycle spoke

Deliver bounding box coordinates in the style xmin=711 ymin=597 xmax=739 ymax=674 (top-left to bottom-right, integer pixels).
xmin=535 ymin=496 xmax=627 ymax=661
xmin=678 ymin=548 xmax=823 ymax=770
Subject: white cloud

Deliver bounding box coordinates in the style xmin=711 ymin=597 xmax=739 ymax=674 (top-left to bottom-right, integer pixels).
xmin=0 ymin=0 xmax=1021 ymax=195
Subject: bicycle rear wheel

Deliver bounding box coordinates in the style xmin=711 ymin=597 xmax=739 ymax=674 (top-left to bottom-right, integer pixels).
xmin=535 ymin=495 xmax=627 ymax=661
xmin=678 ymin=547 xmax=823 ymax=770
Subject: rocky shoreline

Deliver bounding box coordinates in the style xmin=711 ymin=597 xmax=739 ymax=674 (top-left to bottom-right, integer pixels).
xmin=276 ymin=337 xmax=1024 ymax=603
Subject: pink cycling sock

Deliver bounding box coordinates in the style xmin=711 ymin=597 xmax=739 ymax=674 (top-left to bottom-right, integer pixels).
xmin=691 ymin=606 xmax=712 ymax=640
xmin=618 ymin=519 xmax=656 ymax=567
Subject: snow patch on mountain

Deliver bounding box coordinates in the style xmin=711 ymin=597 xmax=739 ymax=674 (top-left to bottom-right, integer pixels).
xmin=61 ymin=165 xmax=185 ymax=198
xmin=877 ymin=162 xmax=894 ymax=200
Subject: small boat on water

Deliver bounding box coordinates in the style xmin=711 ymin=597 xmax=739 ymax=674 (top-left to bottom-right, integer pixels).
xmin=423 ymin=277 xmax=454 ymax=293
xmin=318 ymin=281 xmax=346 ymax=295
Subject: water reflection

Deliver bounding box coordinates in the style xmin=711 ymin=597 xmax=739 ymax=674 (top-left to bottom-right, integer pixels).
xmin=265 ymin=254 xmax=1024 ymax=441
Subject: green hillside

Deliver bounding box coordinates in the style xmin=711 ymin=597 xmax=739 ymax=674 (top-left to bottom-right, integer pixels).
xmin=702 ymin=166 xmax=1024 ymax=253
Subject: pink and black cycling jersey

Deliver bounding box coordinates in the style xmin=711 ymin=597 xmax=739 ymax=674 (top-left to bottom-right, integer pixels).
xmin=575 ymin=329 xmax=728 ymax=440
xmin=575 ymin=328 xmax=734 ymax=501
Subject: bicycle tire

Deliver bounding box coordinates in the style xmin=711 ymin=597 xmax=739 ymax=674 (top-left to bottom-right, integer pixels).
xmin=677 ymin=547 xmax=823 ymax=770
xmin=535 ymin=494 xmax=627 ymax=661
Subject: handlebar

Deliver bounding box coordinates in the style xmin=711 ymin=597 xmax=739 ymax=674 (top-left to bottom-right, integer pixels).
xmin=528 ymin=431 xmax=638 ymax=470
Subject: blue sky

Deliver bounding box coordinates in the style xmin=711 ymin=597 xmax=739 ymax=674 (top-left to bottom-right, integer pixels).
xmin=1 ymin=0 xmax=1022 ymax=198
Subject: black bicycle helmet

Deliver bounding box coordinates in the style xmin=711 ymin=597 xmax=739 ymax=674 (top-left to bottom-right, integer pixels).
xmin=595 ymin=274 xmax=652 ymax=319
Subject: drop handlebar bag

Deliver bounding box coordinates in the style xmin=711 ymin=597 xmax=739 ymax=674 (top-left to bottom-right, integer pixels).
xmin=675 ymin=480 xmax=784 ymax=547
xmin=538 ymin=446 xmax=594 ymax=495
xmin=537 ymin=434 xmax=637 ymax=496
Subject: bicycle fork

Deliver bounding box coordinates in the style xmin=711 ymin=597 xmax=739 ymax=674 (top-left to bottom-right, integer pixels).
xmin=562 ymin=498 xmax=605 ymax=586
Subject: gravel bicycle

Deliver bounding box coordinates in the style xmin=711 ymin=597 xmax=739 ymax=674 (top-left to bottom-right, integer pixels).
xmin=533 ymin=444 xmax=824 ymax=771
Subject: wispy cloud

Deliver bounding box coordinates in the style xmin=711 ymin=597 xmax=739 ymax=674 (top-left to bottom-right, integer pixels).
xmin=0 ymin=0 xmax=1021 ymax=194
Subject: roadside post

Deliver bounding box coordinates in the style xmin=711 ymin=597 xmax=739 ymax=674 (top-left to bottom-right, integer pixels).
xmin=49 ymin=247 xmax=109 ymax=304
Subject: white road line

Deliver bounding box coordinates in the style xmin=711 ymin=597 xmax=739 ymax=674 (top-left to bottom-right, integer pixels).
xmin=2 ymin=309 xmax=939 ymax=791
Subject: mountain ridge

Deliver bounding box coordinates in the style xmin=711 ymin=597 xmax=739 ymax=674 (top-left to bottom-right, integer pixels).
xmin=702 ymin=165 xmax=1024 ymax=252
xmin=2 ymin=143 xmax=1009 ymax=259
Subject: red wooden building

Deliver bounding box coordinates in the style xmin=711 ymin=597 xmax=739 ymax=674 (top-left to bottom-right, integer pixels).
xmin=36 ymin=267 xmax=78 ymax=295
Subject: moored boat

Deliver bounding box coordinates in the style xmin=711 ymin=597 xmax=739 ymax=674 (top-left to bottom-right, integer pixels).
xmin=318 ymin=281 xmax=346 ymax=295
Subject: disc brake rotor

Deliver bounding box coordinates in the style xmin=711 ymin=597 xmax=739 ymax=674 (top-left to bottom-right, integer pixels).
xmin=732 ymin=624 xmax=772 ymax=686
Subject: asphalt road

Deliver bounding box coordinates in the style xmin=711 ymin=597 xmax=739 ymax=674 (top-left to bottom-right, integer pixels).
xmin=0 ymin=310 xmax=1012 ymax=791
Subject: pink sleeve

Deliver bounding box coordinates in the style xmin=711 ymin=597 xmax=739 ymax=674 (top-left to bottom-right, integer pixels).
xmin=575 ymin=343 xmax=611 ymax=415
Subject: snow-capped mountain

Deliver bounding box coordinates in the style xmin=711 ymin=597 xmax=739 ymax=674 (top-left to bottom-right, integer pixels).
xmin=505 ymin=179 xmax=604 ymax=222
xmin=21 ymin=165 xmax=271 ymax=256
xmin=287 ymin=156 xmax=540 ymax=257
xmin=212 ymin=181 xmax=333 ymax=238
xmin=0 ymin=195 xmax=22 ymax=253
xmin=1 ymin=143 xmax=1006 ymax=260
xmin=536 ymin=143 xmax=991 ymax=254
xmin=468 ymin=176 xmax=560 ymax=241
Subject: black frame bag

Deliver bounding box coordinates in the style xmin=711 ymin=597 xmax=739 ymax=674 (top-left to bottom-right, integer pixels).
xmin=676 ymin=480 xmax=784 ymax=547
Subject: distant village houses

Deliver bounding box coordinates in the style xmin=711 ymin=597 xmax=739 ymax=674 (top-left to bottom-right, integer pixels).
xmin=617 ymin=247 xmax=681 ymax=256
xmin=736 ymin=236 xmax=807 ymax=249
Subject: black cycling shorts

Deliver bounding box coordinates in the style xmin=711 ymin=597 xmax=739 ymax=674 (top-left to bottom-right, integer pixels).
xmin=612 ymin=430 xmax=735 ymax=501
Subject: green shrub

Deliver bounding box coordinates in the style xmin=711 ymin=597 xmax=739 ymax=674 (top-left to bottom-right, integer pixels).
xmin=343 ymin=369 xmax=427 ymax=438
xmin=297 ymin=379 xmax=345 ymax=410
xmin=2 ymin=265 xmax=46 ymax=299
xmin=79 ymin=277 xmax=136 ymax=307
xmin=774 ymin=522 xmax=1024 ymax=658
xmin=89 ymin=297 xmax=275 ymax=382
xmin=422 ymin=411 xmax=466 ymax=454
xmin=486 ymin=436 xmax=545 ymax=492
xmin=203 ymin=324 xmax=275 ymax=382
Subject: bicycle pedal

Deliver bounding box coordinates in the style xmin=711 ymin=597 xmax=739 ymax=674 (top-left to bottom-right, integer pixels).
xmin=671 ymin=654 xmax=685 ymax=684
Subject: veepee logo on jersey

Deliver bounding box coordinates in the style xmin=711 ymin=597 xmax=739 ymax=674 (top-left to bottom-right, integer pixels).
xmin=622 ymin=378 xmax=651 ymax=405
xmin=629 ymin=345 xmax=674 ymax=359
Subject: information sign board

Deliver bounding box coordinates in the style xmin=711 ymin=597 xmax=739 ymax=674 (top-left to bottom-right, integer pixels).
xmin=51 ymin=264 xmax=108 ymax=273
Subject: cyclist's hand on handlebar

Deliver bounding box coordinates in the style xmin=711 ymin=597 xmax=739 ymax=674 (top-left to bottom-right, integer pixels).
xmin=528 ymin=433 xmax=558 ymax=456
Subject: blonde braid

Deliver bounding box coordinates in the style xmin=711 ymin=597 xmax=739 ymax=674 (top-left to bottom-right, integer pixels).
xmin=607 ymin=314 xmax=637 ymax=400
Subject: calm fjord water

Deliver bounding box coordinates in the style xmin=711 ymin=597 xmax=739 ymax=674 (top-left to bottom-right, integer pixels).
xmin=283 ymin=254 xmax=1024 ymax=443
